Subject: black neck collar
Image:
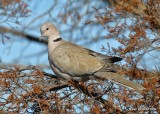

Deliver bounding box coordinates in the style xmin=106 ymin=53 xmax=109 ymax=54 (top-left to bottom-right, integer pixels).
xmin=53 ymin=37 xmax=62 ymax=42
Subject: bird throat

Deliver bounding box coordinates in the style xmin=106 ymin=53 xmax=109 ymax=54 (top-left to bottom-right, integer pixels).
xmin=53 ymin=37 xmax=62 ymax=42
xmin=48 ymin=37 xmax=62 ymax=57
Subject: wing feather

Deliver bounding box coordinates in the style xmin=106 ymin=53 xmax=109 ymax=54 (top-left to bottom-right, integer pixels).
xmin=50 ymin=42 xmax=103 ymax=76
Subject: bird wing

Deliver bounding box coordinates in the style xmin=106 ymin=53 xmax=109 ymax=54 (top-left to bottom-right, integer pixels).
xmin=49 ymin=41 xmax=103 ymax=76
xmin=85 ymin=48 xmax=122 ymax=63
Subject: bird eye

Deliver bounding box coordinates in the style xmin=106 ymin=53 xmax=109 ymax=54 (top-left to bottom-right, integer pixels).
xmin=46 ymin=28 xmax=49 ymax=30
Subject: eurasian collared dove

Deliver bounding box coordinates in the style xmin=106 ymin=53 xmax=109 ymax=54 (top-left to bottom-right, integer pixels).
xmin=40 ymin=22 xmax=145 ymax=92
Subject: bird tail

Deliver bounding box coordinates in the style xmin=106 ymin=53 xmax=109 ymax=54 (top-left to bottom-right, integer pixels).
xmin=94 ymin=71 xmax=145 ymax=92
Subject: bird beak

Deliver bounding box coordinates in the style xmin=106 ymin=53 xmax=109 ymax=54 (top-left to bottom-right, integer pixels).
xmin=39 ymin=36 xmax=45 ymax=41
xmin=40 ymin=31 xmax=46 ymax=41
xmin=41 ymin=34 xmax=45 ymax=37
xmin=40 ymin=29 xmax=44 ymax=36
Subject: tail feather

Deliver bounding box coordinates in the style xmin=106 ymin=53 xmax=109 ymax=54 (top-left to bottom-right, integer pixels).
xmin=94 ymin=72 xmax=145 ymax=92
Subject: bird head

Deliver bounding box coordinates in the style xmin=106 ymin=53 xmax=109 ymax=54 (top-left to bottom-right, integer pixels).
xmin=40 ymin=22 xmax=60 ymax=38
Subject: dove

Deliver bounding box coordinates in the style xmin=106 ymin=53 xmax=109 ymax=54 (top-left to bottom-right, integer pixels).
xmin=40 ymin=22 xmax=145 ymax=92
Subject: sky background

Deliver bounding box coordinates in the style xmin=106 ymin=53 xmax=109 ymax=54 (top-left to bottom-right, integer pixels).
xmin=0 ymin=1 xmax=117 ymax=69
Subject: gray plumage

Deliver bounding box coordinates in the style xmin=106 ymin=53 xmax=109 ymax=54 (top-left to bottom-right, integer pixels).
xmin=40 ymin=22 xmax=145 ymax=92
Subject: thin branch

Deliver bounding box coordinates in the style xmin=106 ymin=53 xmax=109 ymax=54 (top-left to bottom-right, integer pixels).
xmin=0 ymin=27 xmax=47 ymax=44
xmin=42 ymin=72 xmax=57 ymax=79
xmin=49 ymin=84 xmax=70 ymax=91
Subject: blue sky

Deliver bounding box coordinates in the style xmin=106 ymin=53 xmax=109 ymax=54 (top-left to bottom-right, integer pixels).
xmin=0 ymin=0 xmax=112 ymax=67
